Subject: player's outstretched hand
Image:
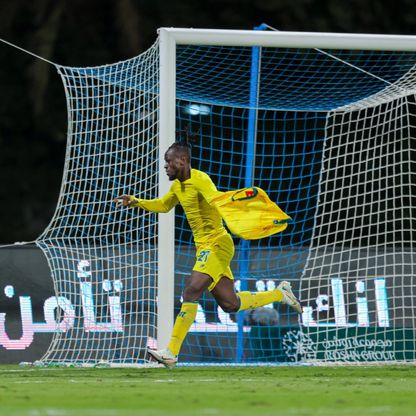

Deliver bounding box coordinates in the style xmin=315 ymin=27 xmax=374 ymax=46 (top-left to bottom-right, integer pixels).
xmin=114 ymin=195 xmax=134 ymax=208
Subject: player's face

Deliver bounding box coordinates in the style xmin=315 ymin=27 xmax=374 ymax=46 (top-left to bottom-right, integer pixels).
xmin=164 ymin=149 xmax=188 ymax=181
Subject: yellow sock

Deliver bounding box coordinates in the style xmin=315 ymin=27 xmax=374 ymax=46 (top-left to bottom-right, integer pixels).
xmin=167 ymin=302 xmax=198 ymax=356
xmin=237 ymin=290 xmax=284 ymax=311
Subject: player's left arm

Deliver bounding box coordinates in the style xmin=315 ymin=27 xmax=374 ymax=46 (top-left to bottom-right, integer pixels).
xmin=195 ymin=171 xmax=223 ymax=203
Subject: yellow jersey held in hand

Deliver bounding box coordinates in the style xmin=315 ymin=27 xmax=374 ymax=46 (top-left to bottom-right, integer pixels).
xmin=210 ymin=187 xmax=292 ymax=240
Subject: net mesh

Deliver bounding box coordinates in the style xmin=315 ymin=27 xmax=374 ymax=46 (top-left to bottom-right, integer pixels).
xmin=37 ymin=41 xmax=160 ymax=364
xmin=35 ymin=34 xmax=416 ymax=365
xmin=174 ymin=43 xmax=416 ymax=364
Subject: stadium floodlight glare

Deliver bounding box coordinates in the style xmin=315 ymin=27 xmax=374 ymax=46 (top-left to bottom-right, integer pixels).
xmin=184 ymin=104 xmax=211 ymax=116
xmin=30 ymin=27 xmax=416 ymax=366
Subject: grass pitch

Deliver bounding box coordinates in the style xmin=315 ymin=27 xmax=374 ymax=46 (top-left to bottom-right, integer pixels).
xmin=1 ymin=365 xmax=415 ymax=416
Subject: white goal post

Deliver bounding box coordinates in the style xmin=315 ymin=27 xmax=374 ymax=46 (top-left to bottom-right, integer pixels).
xmin=158 ymin=28 xmax=416 ymax=363
xmin=28 ymin=27 xmax=416 ymax=366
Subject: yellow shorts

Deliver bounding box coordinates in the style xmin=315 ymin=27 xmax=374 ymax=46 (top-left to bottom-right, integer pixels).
xmin=193 ymin=233 xmax=235 ymax=291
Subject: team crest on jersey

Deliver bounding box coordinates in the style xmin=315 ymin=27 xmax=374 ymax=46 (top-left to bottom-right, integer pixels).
xmin=232 ymin=187 xmax=259 ymax=201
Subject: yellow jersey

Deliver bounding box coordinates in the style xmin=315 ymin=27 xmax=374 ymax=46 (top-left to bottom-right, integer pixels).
xmin=128 ymin=169 xmax=227 ymax=246
xmin=128 ymin=170 xmax=291 ymax=242
xmin=210 ymin=187 xmax=292 ymax=240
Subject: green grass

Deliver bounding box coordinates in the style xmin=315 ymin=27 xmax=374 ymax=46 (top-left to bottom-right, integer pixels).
xmin=1 ymin=365 xmax=415 ymax=416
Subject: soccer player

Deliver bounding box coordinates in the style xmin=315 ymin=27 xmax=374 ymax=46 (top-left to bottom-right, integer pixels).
xmin=115 ymin=136 xmax=301 ymax=368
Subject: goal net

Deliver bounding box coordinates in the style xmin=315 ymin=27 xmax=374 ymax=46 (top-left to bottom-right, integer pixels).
xmin=36 ymin=28 xmax=416 ymax=366
xmin=36 ymin=44 xmax=160 ymax=365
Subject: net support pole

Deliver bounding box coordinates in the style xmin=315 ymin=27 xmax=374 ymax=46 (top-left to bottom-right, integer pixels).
xmin=157 ymin=29 xmax=176 ymax=348
xmin=236 ymin=24 xmax=264 ymax=363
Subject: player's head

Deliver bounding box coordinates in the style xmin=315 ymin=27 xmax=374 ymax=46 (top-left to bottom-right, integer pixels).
xmin=164 ymin=128 xmax=197 ymax=181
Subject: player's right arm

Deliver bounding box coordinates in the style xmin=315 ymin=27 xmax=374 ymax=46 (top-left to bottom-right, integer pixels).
xmin=114 ymin=188 xmax=178 ymax=213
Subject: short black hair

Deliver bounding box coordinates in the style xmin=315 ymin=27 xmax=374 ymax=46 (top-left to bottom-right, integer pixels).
xmin=166 ymin=126 xmax=199 ymax=162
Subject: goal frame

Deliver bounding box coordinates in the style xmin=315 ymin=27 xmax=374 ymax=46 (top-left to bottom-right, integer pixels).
xmin=157 ymin=27 xmax=416 ymax=349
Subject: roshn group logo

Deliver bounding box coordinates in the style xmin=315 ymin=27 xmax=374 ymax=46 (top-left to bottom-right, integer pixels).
xmin=282 ymin=330 xmax=317 ymax=362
